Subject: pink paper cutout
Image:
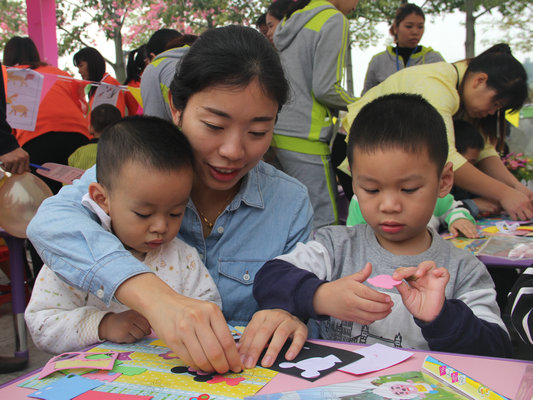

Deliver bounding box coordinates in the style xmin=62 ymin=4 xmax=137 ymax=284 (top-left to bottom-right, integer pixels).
xmin=206 ymin=375 xmax=245 ymax=386
xmin=74 ymin=391 xmax=153 ymax=399
xmin=367 ymin=274 xmax=402 ymax=289
xmin=36 ymin=162 xmax=85 ymax=184
xmin=159 ymin=350 xmax=180 ymax=360
xmin=39 ymin=351 xmax=120 ymax=379
xmin=40 ymin=74 xmax=57 ymax=103
xmin=83 ymin=370 xmax=122 ymax=382
xmin=117 ymin=351 xmax=134 ymax=361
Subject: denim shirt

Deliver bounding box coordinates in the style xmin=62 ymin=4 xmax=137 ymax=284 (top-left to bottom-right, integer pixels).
xmin=27 ymin=161 xmax=313 ymax=326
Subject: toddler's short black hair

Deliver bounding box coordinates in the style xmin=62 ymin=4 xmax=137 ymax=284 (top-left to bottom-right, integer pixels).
xmin=96 ymin=116 xmax=193 ymax=191
xmin=90 ymin=104 xmax=122 ymax=134
xmin=453 ymin=119 xmax=484 ymax=155
xmin=347 ymin=94 xmax=448 ymax=174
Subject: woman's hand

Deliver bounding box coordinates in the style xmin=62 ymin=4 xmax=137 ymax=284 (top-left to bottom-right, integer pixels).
xmin=116 ymin=273 xmax=242 ymax=374
xmin=499 ymin=186 xmax=533 ymax=221
xmin=0 ymin=147 xmax=29 ymax=174
xmin=237 ymin=309 xmax=308 ymax=369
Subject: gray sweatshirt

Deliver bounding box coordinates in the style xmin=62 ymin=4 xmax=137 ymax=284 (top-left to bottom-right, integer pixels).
xmin=362 ymin=45 xmax=444 ymax=95
xmin=273 ymin=0 xmax=356 ymax=150
xmin=140 ymin=46 xmax=189 ymax=121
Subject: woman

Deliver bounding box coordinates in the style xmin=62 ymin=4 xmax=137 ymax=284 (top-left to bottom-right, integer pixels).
xmin=265 ymin=0 xmax=298 ymax=45
xmin=270 ymin=0 xmax=358 ymax=229
xmin=341 ymin=44 xmax=532 ymax=221
xmin=123 ymin=44 xmax=150 ymax=87
xmin=361 ymin=3 xmax=444 ymax=95
xmin=73 ymin=47 xmax=136 ymax=116
xmin=123 ymin=45 xmax=150 ymax=115
xmin=27 ymin=26 xmax=313 ymax=374
xmin=3 ymin=36 xmax=90 ymax=193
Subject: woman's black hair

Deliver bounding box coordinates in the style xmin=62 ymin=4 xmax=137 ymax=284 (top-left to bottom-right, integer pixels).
xmin=389 ymin=3 xmax=425 ymax=39
xmin=163 ymin=34 xmax=198 ymax=52
xmin=73 ymin=47 xmax=106 ymax=82
xmin=170 ymin=25 xmax=288 ymax=113
xmin=284 ymin=0 xmax=311 ymax=19
xmin=267 ymin=0 xmax=306 ymax=21
xmin=461 ymin=43 xmax=529 ymax=150
xmin=146 ymin=28 xmax=182 ymax=57
xmin=3 ymin=36 xmax=46 ymax=69
xmin=466 ymin=44 xmax=528 ymax=113
xmin=123 ymin=44 xmax=149 ymax=85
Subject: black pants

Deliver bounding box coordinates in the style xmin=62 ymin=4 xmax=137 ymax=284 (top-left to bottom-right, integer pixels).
xmin=22 ymin=131 xmax=89 ymax=194
xmin=331 ymin=133 xmax=353 ymax=199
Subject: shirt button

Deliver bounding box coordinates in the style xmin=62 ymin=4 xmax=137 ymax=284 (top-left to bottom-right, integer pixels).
xmin=243 ymin=272 xmax=250 ymax=281
xmin=217 ymin=226 xmax=224 ymax=234
xmin=96 ymin=289 xmax=104 ymax=298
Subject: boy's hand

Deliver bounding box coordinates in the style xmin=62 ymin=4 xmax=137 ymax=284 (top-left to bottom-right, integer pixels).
xmin=98 ymin=310 xmax=151 ymax=343
xmin=472 ymin=197 xmax=501 ymax=215
xmin=392 ymin=261 xmax=450 ymax=323
xmin=313 ymin=263 xmax=393 ymax=325
xmin=449 ymin=218 xmax=478 ymax=238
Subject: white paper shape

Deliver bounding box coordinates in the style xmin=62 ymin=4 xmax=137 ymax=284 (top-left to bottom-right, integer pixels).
xmin=339 ymin=343 xmax=414 ymax=375
xmin=6 ymin=68 xmax=43 ymax=131
xmin=92 ymin=83 xmax=120 ymax=109
xmin=279 ymin=354 xmax=342 ymax=379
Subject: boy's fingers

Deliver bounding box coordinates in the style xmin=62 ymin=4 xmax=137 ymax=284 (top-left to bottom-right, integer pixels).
xmin=392 ymin=266 xmax=417 ymax=280
xmin=356 ymin=283 xmax=392 ymax=304
xmin=415 ymin=261 xmax=436 ymax=277
xmin=351 ymin=262 xmax=372 ymax=283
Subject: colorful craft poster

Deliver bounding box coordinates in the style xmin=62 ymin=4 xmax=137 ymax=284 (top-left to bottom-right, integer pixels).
xmin=423 ymin=355 xmax=509 ymax=400
xmin=92 ymin=83 xmax=120 ymax=109
xmin=5 ymin=68 xmax=43 ymax=131
xmin=245 ymin=370 xmax=466 ymax=399
xmin=19 ymin=337 xmax=277 ymax=400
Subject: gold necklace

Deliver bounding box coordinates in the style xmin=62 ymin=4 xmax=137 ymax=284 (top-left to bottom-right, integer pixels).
xmin=197 ymin=208 xmax=217 ymax=229
xmin=195 ymin=191 xmax=235 ymax=230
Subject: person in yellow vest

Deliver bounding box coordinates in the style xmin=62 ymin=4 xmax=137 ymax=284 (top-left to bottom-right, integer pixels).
xmin=341 ymin=44 xmax=531 ymax=221
xmin=271 ymin=0 xmax=359 ymax=229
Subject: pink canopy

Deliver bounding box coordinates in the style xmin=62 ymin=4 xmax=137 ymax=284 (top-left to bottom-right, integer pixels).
xmin=26 ymin=0 xmax=58 ymax=67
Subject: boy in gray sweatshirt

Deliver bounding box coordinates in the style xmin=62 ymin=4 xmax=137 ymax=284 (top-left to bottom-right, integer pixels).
xmin=254 ymin=93 xmax=510 ymax=357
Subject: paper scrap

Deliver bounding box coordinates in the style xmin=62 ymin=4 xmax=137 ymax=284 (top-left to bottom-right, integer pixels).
xmin=339 ymin=343 xmax=414 ymax=375
xmin=367 ymin=274 xmax=402 ymax=289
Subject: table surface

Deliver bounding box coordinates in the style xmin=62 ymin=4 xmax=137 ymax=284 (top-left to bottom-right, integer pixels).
xmin=1 ymin=340 xmax=532 ymax=400
xmin=447 ymin=216 xmax=533 ymax=268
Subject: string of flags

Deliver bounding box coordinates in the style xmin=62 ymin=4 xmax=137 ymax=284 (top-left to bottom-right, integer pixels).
xmin=4 ymin=67 xmax=142 ymax=131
